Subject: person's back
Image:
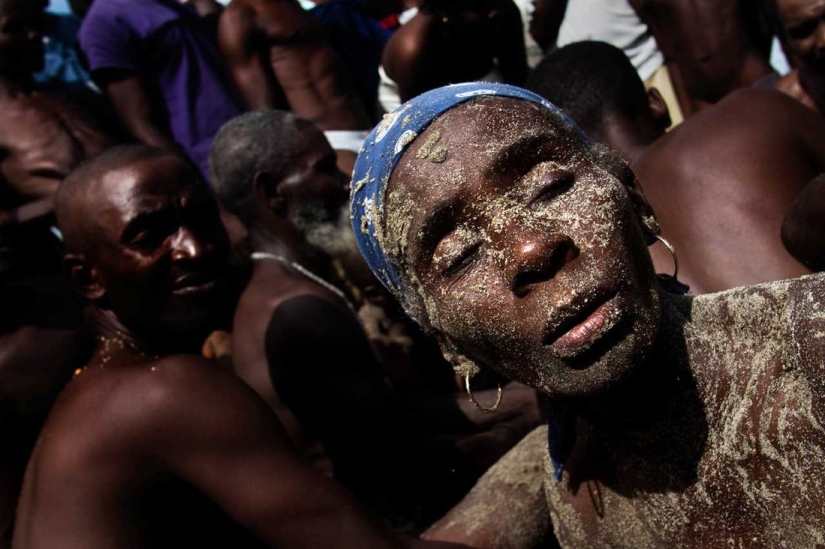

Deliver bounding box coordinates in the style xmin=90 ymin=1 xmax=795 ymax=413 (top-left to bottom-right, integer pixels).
xmin=634 ymin=88 xmax=821 ymax=293
xmin=529 ymin=42 xmax=823 ymax=294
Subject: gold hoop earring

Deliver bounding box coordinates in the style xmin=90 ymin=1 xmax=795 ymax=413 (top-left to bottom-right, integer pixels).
xmin=652 ymin=234 xmax=679 ymax=281
xmin=465 ymin=376 xmax=503 ymax=413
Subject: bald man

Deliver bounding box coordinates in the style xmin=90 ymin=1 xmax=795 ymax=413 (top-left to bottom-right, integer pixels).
xmin=12 ymin=144 xmax=466 ymax=549
xmin=530 ymin=42 xmax=825 ymax=294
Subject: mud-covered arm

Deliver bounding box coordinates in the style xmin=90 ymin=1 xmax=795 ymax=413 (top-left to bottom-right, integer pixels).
xmin=423 ymin=426 xmax=555 ymax=549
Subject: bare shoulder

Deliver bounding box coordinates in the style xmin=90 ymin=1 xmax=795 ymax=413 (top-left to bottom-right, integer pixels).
xmin=40 ymin=355 xmax=265 ymax=464
xmin=382 ymin=15 xmax=428 ymax=77
xmin=239 ymin=266 xmax=352 ymax=322
xmin=715 ymin=87 xmax=820 ymax=126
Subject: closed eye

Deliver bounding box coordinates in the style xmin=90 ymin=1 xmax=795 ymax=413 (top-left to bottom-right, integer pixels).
xmin=530 ymin=173 xmax=575 ymax=206
xmin=442 ymin=241 xmax=482 ymax=277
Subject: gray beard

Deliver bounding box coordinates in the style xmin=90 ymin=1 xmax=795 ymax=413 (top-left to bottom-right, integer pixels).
xmin=295 ymin=203 xmax=360 ymax=259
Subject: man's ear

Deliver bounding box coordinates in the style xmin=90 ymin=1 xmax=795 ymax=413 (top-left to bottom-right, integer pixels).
xmin=647 ymin=87 xmax=672 ymax=132
xmin=435 ymin=333 xmax=481 ymax=378
xmin=252 ymin=171 xmax=286 ymax=215
xmin=64 ymin=254 xmax=105 ymax=301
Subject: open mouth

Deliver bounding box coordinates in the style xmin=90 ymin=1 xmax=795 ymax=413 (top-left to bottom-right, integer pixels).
xmin=543 ymin=292 xmax=623 ymax=358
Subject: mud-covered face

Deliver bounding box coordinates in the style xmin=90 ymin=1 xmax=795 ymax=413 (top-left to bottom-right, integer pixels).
xmin=384 ymin=98 xmax=661 ymax=397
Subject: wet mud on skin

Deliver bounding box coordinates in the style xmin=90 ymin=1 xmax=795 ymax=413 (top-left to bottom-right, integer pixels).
xmin=544 ymin=277 xmax=825 ymax=548
xmin=371 ymin=97 xmax=825 ymax=547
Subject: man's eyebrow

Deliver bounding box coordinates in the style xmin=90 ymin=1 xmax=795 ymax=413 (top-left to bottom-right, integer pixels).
xmin=416 ymin=196 xmax=461 ymax=253
xmin=484 ymin=132 xmax=560 ymax=179
xmin=119 ymin=206 xmax=173 ymax=243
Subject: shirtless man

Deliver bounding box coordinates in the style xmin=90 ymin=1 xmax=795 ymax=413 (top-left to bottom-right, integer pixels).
xmin=769 ymin=0 xmax=825 ymax=114
xmin=217 ymin=0 xmax=370 ymax=173
xmin=350 ymin=82 xmax=825 ymax=548
xmin=12 ymin=144 xmax=466 ymax=549
xmin=530 ymin=41 xmax=825 ymax=294
xmin=0 ymin=0 xmax=116 ymax=278
xmin=209 ymin=111 xmax=540 ymax=527
xmin=382 ymin=0 xmax=529 ymax=104
xmin=628 ymin=0 xmax=774 ymax=115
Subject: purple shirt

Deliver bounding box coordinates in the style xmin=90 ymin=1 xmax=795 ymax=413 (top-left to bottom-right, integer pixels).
xmin=79 ymin=0 xmax=245 ymax=179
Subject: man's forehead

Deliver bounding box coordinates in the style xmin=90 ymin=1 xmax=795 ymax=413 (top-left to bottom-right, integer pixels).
xmin=98 ymin=158 xmax=200 ymax=216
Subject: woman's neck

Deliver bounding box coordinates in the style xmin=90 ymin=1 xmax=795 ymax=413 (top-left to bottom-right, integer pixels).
xmin=562 ymin=292 xmax=707 ymax=462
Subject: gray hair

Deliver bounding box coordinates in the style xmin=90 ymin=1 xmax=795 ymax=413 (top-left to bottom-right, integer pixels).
xmin=209 ymin=110 xmax=315 ymax=225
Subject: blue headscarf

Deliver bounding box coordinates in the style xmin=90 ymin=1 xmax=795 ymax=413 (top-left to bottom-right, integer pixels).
xmin=350 ymin=82 xmax=585 ymax=298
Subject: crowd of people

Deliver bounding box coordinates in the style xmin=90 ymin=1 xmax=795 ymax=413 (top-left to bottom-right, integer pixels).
xmin=1 ymin=0 xmax=825 ymax=547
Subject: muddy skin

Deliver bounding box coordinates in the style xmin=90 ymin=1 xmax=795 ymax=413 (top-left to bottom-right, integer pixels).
xmin=375 ymin=96 xmax=825 ymax=548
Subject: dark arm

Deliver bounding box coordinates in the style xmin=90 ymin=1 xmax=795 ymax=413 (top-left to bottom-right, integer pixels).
xmin=530 ymin=0 xmax=568 ymax=50
xmin=492 ymin=0 xmax=529 ymax=85
xmin=148 ymin=356 xmax=468 ymax=548
xmin=91 ymin=70 xmax=182 ymax=154
xmin=782 ymin=173 xmax=825 ymax=272
xmin=217 ymin=4 xmax=286 ymax=110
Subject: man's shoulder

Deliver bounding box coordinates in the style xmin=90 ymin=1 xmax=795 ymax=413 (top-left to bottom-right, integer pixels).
xmin=45 ymin=355 xmax=226 ymax=450
xmin=241 ymin=267 xmax=351 ymax=318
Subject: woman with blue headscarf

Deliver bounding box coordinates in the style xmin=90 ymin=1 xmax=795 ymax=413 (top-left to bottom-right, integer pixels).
xmin=351 ymin=82 xmax=825 ymax=548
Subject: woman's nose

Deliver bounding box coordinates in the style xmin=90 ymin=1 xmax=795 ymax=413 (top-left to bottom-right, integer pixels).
xmin=505 ymin=232 xmax=579 ymax=297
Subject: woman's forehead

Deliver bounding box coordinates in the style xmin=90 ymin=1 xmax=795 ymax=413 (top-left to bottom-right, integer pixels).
xmin=389 ymin=99 xmax=584 ymax=195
